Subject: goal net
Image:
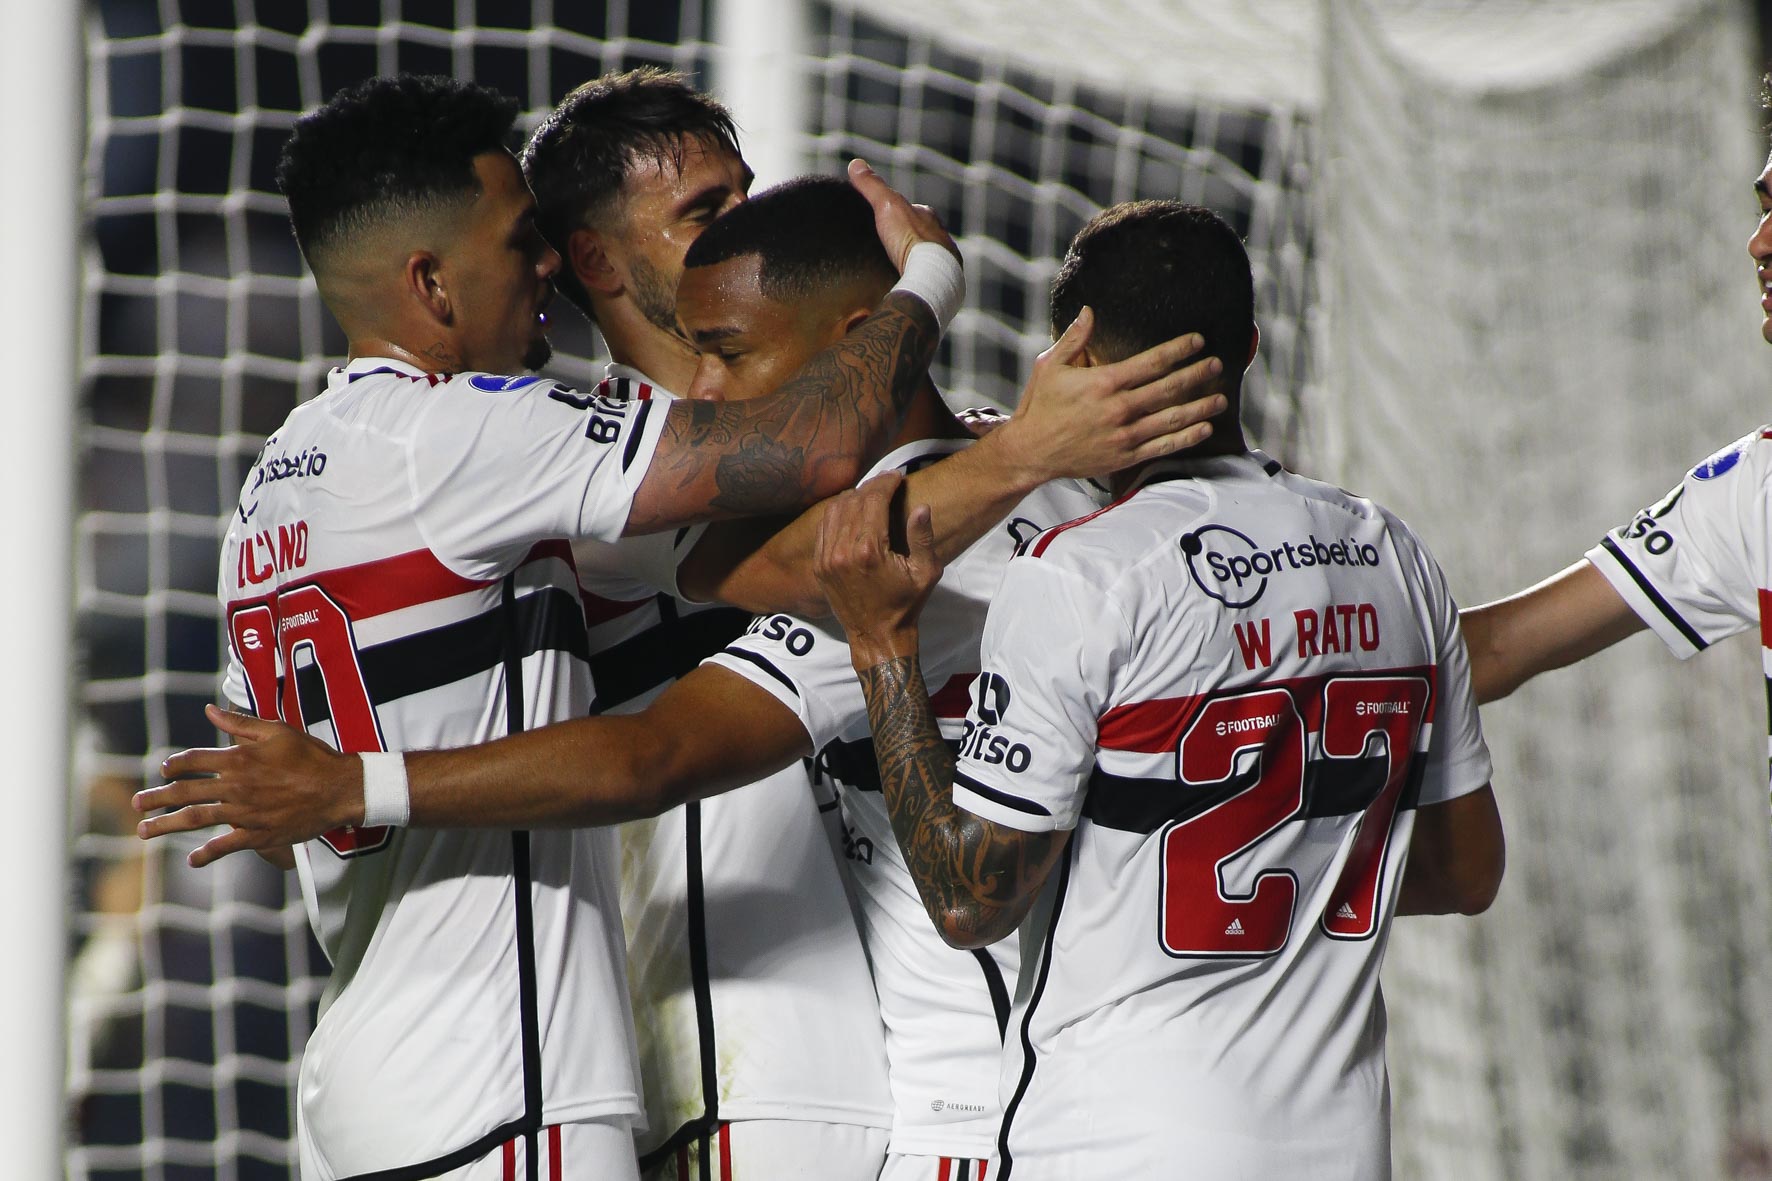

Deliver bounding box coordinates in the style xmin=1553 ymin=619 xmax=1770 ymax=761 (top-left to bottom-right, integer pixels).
xmin=69 ymin=0 xmax=1771 ymax=1177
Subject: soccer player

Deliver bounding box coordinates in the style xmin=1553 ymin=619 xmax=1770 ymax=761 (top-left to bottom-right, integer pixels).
xmin=813 ymin=201 xmax=1506 ymax=1178
xmin=231 ymin=72 xmax=957 ymax=1180
xmin=512 ymin=71 xmax=1227 ymax=1178
xmin=1459 ymin=133 xmax=1772 ymax=722
xmin=144 ymin=175 xmax=1149 ymax=1180
xmin=521 ymin=70 xmax=894 ymax=1178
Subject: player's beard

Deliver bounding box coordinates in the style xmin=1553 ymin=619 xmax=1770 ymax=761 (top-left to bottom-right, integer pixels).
xmin=628 ymin=255 xmax=683 ymax=338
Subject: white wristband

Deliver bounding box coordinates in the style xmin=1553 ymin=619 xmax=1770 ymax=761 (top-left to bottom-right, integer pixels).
xmin=360 ymin=752 xmax=410 ymax=829
xmin=891 ymin=241 xmax=965 ymax=332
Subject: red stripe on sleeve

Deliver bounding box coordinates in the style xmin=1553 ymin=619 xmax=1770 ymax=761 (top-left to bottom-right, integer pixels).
xmin=937 ymin=1158 xmax=953 ymax=1181
xmin=929 ymin=673 xmax=977 ymax=719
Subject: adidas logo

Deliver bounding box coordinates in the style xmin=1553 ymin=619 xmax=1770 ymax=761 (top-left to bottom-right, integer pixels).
xmin=1224 ymin=918 xmax=1245 ymax=936
xmin=1337 ymin=903 xmax=1359 ymax=921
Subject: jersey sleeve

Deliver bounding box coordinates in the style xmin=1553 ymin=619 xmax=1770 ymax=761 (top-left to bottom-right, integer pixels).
xmin=1404 ymin=535 xmax=1493 ymax=808
xmin=950 ymin=557 xmax=1126 ymax=833
xmin=1583 ymin=430 xmax=1765 ymax=658
xmin=572 ymin=525 xmax=706 ymax=601
xmin=411 ymin=376 xmax=673 ymax=577
xmin=703 ymin=612 xmax=864 ymax=752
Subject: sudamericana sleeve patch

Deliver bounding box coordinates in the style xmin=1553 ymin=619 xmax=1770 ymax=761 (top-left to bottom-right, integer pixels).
xmin=1690 ymin=437 xmax=1752 ymax=481
xmin=466 ymin=373 xmax=543 ymax=393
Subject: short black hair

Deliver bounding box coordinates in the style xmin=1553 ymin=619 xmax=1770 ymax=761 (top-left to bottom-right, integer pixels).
xmin=1050 ymin=201 xmax=1255 ymax=373
xmin=277 ymin=74 xmax=520 ymax=268
xmin=522 ymin=68 xmax=741 ymax=312
xmin=683 ymin=175 xmax=896 ymax=305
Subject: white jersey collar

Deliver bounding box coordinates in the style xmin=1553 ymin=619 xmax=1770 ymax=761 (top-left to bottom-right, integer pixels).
xmin=328 ymin=356 xmax=437 ymax=390
xmin=1125 ymin=448 xmax=1283 ymax=496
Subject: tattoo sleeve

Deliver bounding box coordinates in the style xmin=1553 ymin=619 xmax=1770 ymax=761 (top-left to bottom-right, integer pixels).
xmin=627 ymin=291 xmax=937 ymax=534
xmin=857 ymin=652 xmax=1062 ymax=948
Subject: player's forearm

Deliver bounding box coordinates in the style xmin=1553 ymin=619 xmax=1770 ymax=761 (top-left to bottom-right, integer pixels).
xmin=1396 ymin=785 xmax=1504 ymax=917
xmin=854 ymin=645 xmax=1044 ymax=949
xmin=403 ymin=716 xmax=676 ymax=828
xmin=1460 ymin=560 xmax=1643 ymax=704
xmin=681 ymin=429 xmax=1044 ymax=617
xmin=628 ymin=293 xmax=936 ymax=533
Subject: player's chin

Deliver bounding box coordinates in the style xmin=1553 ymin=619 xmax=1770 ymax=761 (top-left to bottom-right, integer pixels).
xmin=523 ymin=336 xmax=553 ymax=372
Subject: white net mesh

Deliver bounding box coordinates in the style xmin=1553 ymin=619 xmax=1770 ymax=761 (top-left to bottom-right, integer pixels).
xmin=71 ymin=0 xmax=1772 ymax=1177
xmin=1318 ymin=1 xmax=1772 ymax=1177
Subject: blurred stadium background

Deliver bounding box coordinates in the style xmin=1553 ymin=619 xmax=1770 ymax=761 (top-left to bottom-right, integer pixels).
xmin=19 ymin=0 xmax=1772 ymax=1176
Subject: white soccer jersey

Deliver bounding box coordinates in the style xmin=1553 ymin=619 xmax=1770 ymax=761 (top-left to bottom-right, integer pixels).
xmin=949 ymin=452 xmax=1492 ymax=1179
xmin=218 ymin=357 xmax=669 ymax=1178
xmin=1586 ymin=427 xmax=1772 ymax=781
xmin=707 ymin=436 xmax=1103 ymax=1159
xmin=574 ymin=364 xmax=893 ymax=1166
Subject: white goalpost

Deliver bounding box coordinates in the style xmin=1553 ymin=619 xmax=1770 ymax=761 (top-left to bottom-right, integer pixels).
xmin=2 ymin=1 xmax=80 ymax=1178
xmin=66 ymin=1 xmax=1772 ymax=1177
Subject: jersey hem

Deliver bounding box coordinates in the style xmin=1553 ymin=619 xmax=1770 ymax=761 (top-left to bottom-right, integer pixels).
xmin=952 ymin=781 xmax=1067 ymax=833
xmin=1585 ymin=541 xmax=1707 ymax=659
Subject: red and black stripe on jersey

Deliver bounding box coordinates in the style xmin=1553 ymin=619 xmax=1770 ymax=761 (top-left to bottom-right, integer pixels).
xmin=1081 ymin=667 xmax=1440 ymax=833
xmin=227 ymin=541 xmax=587 ymax=732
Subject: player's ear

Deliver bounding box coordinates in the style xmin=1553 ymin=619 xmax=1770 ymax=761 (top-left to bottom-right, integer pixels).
xmin=568 ymin=227 xmax=620 ymax=297
xmin=1244 ymin=323 xmax=1260 ymax=370
xmin=837 ymin=307 xmax=872 ymax=336
xmin=405 ymin=250 xmax=452 ymax=326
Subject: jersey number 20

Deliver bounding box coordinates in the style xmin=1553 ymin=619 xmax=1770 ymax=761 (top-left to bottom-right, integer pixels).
xmin=1158 ymin=675 xmax=1430 ymax=956
xmin=229 ymin=587 xmax=392 ymax=858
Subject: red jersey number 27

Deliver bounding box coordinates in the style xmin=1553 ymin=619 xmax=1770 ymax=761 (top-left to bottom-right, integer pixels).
xmin=1158 ymin=675 xmax=1430 ymax=956
xmin=228 ymin=586 xmax=392 ymax=858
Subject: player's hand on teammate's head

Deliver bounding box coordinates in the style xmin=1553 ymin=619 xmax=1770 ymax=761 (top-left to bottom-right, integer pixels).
xmin=133 ymin=704 xmax=364 ymax=868
xmin=847 ymin=159 xmax=960 ymax=268
xmin=814 ymin=471 xmax=942 ymax=666
xmin=996 ymin=309 xmax=1227 ymax=483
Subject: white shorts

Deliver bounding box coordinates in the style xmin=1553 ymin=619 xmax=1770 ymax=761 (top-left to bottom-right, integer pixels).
xmin=435 ymin=1121 xmax=640 ymax=1181
xmin=641 ymin=1119 xmax=888 ymax=1181
xmin=880 ymin=1152 xmax=996 ymax=1181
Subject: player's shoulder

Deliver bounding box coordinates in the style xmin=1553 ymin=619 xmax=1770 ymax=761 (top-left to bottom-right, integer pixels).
xmin=1673 ymin=426 xmax=1772 ymax=492
xmin=1012 ymin=468 xmax=1214 ymax=596
xmin=864 ymin=435 xmax=971 ymax=483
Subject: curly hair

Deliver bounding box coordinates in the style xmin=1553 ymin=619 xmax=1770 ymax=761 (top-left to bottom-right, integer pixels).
xmin=277 ymin=74 xmax=519 ymax=268
xmin=521 ymin=68 xmax=740 ymax=312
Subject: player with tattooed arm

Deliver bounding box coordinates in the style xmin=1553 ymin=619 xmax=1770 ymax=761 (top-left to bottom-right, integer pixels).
xmin=814 ymin=201 xmax=1504 ymax=1178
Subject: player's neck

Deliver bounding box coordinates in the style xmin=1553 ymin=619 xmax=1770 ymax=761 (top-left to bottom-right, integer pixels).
xmin=346 ymin=333 xmax=465 ymax=375
xmin=1108 ymin=422 xmax=1250 ymax=496
xmin=889 ymin=379 xmax=968 ymax=452
xmin=593 ymin=299 xmax=700 ymax=392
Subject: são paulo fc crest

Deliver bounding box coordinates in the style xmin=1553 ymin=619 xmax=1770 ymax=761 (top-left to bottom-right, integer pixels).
xmin=1691 ymin=440 xmax=1747 ymax=481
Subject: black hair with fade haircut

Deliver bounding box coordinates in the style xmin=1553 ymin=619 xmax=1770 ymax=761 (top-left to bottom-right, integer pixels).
xmin=521 ymin=68 xmax=741 ymax=311
xmin=682 ymin=174 xmax=896 ymax=304
xmin=1051 ymin=200 xmax=1255 ymax=376
xmin=276 ymin=74 xmax=520 ymax=268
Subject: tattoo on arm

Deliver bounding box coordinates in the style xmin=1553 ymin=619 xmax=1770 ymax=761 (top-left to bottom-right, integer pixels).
xmin=631 ymin=293 xmax=936 ymax=532
xmin=858 ymin=653 xmax=1059 ymax=946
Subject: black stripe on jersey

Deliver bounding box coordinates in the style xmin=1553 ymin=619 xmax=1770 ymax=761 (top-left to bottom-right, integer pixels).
xmin=954 ymin=769 xmax=1052 ymax=818
xmin=587 ymin=597 xmax=751 ymax=713
xmin=341 ymin=576 xmax=546 ymax=1181
xmin=622 ymin=397 xmax=655 ymax=471
xmin=997 ymin=845 xmax=1075 ymax=1178
xmin=1085 ymin=753 xmax=1426 ymax=834
xmin=1598 ymin=535 xmax=1708 ymax=652
xmin=290 ymin=586 xmax=588 ymax=728
xmin=686 ymin=803 xmax=722 ymax=1146
xmin=814 ymin=735 xmax=964 ymax=794
xmin=501 ymin=574 xmax=546 ymax=1181
xmin=715 ymin=647 xmax=802 ymax=703
xmin=972 ymin=949 xmax=1012 ymax=1040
